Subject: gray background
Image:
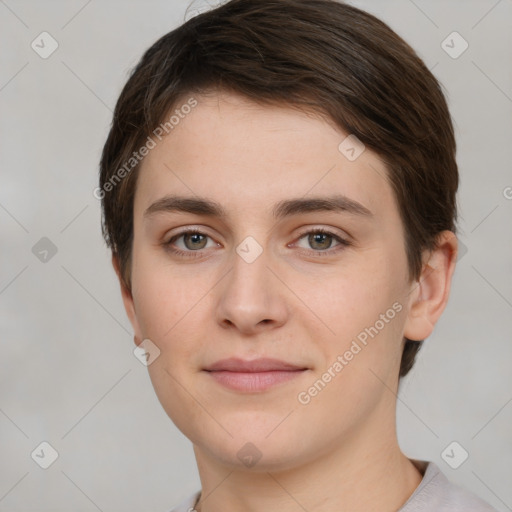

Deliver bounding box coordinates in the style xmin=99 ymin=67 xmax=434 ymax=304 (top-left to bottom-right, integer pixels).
xmin=1 ymin=0 xmax=511 ymax=510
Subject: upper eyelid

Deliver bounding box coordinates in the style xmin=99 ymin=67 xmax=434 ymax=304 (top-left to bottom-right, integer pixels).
xmin=295 ymin=226 xmax=348 ymax=239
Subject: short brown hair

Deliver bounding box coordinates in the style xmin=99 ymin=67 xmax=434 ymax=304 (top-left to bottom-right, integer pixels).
xmin=99 ymin=0 xmax=458 ymax=377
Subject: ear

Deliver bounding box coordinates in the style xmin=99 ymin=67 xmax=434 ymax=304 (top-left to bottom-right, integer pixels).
xmin=112 ymin=253 xmax=142 ymax=347
xmin=403 ymin=231 xmax=458 ymax=341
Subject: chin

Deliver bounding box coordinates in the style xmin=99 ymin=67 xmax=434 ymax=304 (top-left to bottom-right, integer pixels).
xmin=198 ymin=435 xmax=311 ymax=473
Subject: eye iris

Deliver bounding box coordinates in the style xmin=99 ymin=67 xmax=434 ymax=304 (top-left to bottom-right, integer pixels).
xmin=184 ymin=233 xmax=207 ymax=250
xmin=309 ymin=232 xmax=332 ymax=250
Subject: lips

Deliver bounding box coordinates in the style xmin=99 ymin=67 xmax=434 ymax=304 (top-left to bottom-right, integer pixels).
xmin=203 ymin=358 xmax=308 ymax=392
xmin=204 ymin=357 xmax=307 ymax=372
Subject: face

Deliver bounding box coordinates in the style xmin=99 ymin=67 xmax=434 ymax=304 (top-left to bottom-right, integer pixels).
xmin=119 ymin=91 xmax=432 ymax=471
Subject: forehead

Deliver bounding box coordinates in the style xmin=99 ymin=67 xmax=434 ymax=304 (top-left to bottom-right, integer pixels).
xmin=135 ymin=91 xmax=397 ymax=225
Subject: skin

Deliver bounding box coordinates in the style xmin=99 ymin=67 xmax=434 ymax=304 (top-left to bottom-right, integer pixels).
xmin=113 ymin=90 xmax=458 ymax=512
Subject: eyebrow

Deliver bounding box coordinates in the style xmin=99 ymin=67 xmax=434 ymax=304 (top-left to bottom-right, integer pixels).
xmin=143 ymin=194 xmax=373 ymax=220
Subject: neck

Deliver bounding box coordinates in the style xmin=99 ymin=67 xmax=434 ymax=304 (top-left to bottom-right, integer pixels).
xmin=192 ymin=409 xmax=423 ymax=512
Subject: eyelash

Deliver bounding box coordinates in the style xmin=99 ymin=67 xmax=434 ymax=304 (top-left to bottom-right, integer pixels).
xmin=163 ymin=227 xmax=351 ymax=259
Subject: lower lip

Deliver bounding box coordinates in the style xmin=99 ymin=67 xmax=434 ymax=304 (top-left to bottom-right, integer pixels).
xmin=206 ymin=370 xmax=306 ymax=392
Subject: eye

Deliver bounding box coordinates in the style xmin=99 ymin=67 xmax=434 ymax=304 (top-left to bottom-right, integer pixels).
xmin=162 ymin=227 xmax=351 ymax=259
xmin=163 ymin=228 xmax=218 ymax=258
xmin=294 ymin=228 xmax=351 ymax=256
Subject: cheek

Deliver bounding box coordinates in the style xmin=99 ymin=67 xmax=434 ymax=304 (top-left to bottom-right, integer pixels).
xmin=294 ymin=257 xmax=408 ymax=379
xmin=132 ymin=262 xmax=208 ymax=433
xmin=131 ymin=254 xmax=215 ymax=377
xmin=297 ymin=259 xmax=404 ymax=333
xmin=131 ymin=246 xmax=200 ymax=336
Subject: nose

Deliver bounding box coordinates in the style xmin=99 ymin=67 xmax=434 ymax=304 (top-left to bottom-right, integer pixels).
xmin=215 ymin=243 xmax=290 ymax=335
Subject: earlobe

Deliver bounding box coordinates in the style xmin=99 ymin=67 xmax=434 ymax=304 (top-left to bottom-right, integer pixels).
xmin=403 ymin=231 xmax=458 ymax=342
xmin=111 ymin=253 xmax=142 ymax=346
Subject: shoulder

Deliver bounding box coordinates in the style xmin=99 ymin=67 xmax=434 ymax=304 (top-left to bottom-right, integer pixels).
xmin=400 ymin=460 xmax=498 ymax=512
xmin=167 ymin=490 xmax=200 ymax=512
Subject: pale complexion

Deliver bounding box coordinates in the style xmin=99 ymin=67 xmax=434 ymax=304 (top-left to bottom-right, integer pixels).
xmin=114 ymin=90 xmax=458 ymax=512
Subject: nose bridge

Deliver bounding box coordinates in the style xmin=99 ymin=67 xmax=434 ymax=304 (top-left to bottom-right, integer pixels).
xmin=232 ymin=236 xmax=270 ymax=290
xmin=215 ymin=234 xmax=288 ymax=332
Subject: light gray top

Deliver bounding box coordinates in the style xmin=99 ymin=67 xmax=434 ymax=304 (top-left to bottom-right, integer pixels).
xmin=167 ymin=460 xmax=498 ymax=512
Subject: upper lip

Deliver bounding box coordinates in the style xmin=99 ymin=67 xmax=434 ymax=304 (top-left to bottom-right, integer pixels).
xmin=204 ymin=358 xmax=307 ymax=372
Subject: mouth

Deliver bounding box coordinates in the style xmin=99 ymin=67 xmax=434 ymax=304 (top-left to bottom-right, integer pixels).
xmin=203 ymin=357 xmax=309 ymax=392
